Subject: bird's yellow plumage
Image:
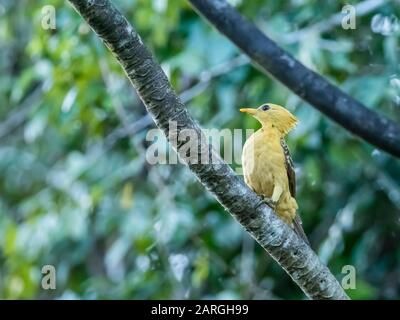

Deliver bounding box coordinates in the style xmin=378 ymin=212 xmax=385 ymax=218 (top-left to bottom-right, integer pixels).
xmin=241 ymin=103 xmax=308 ymax=244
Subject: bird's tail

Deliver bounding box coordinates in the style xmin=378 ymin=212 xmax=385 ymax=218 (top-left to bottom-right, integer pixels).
xmin=293 ymin=214 xmax=310 ymax=246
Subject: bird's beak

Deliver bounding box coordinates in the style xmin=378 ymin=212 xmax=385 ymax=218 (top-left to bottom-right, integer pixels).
xmin=240 ymin=108 xmax=257 ymax=115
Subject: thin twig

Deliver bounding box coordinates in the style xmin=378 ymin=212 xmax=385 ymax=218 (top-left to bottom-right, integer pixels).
xmin=0 ymin=82 xmax=45 ymax=140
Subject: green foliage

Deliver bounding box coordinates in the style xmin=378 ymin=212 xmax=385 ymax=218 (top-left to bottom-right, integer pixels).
xmin=0 ymin=0 xmax=399 ymax=299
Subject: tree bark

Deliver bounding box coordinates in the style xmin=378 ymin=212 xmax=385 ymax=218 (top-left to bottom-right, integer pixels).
xmin=67 ymin=0 xmax=349 ymax=300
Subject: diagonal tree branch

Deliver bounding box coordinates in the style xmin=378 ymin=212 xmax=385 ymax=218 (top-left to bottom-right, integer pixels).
xmin=67 ymin=0 xmax=349 ymax=299
xmin=188 ymin=0 xmax=400 ymax=158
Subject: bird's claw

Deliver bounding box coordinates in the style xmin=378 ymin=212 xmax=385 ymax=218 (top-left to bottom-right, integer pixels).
xmin=262 ymin=197 xmax=277 ymax=210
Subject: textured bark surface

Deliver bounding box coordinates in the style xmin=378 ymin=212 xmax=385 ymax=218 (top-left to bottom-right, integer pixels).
xmin=188 ymin=0 xmax=400 ymax=158
xmin=67 ymin=0 xmax=349 ymax=300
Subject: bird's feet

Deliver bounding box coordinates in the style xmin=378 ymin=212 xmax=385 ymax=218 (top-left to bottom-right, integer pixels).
xmin=261 ymin=196 xmax=277 ymax=210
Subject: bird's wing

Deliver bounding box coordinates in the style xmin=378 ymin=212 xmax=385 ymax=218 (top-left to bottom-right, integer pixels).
xmin=280 ymin=139 xmax=310 ymax=245
xmin=280 ymin=139 xmax=296 ymax=197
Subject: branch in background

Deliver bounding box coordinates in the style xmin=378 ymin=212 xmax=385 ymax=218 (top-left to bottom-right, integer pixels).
xmin=188 ymin=0 xmax=400 ymax=158
xmin=67 ymin=0 xmax=349 ymax=299
xmin=0 ymin=82 xmax=44 ymax=140
xmin=282 ymin=0 xmax=386 ymax=44
xmin=180 ymin=54 xmax=249 ymax=103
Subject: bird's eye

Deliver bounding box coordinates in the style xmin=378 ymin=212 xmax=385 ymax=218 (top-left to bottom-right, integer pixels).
xmin=260 ymin=104 xmax=270 ymax=111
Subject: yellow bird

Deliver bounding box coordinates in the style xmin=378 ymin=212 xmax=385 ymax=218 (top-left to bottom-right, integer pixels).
xmin=240 ymin=103 xmax=309 ymax=244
